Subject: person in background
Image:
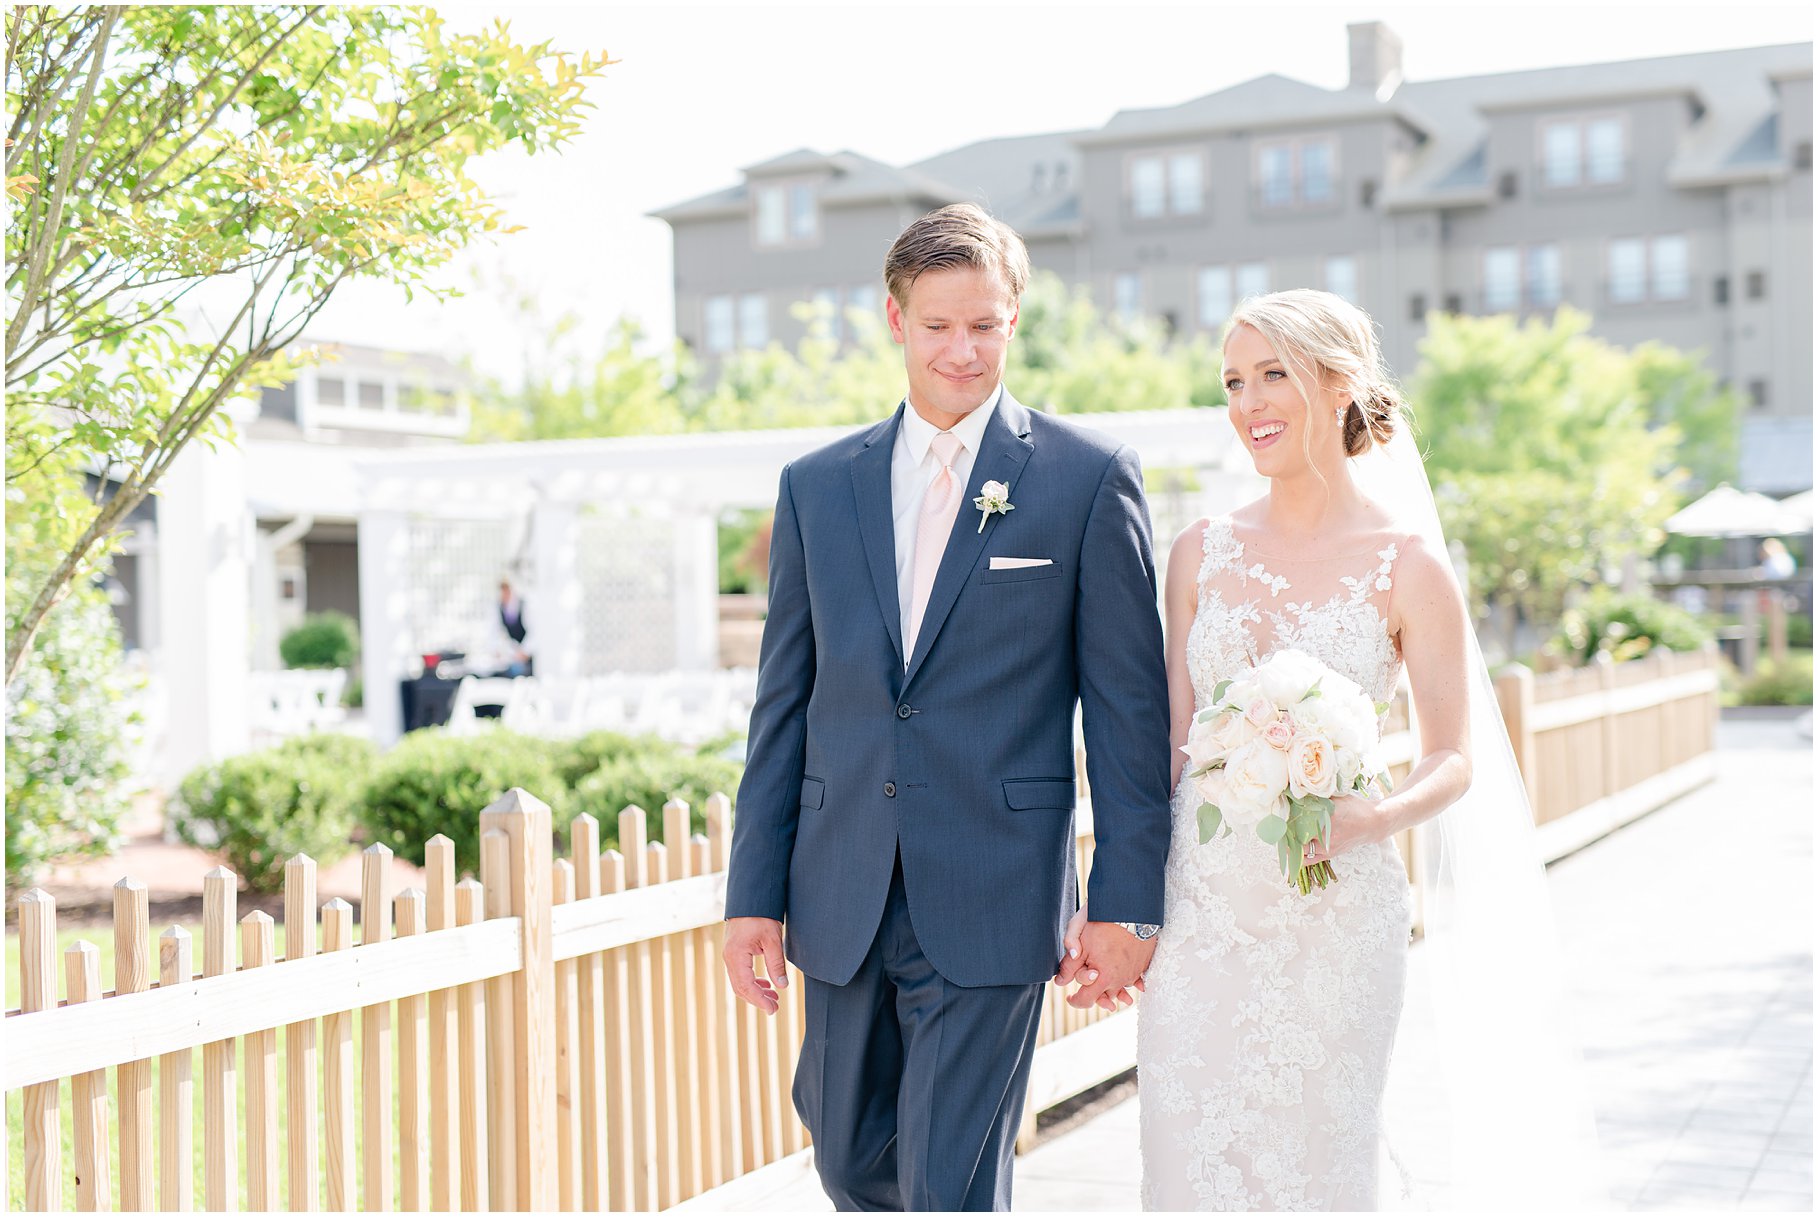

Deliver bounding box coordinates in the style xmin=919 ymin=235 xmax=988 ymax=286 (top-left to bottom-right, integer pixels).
xmin=498 ymin=577 xmax=532 ymax=677
xmin=1759 ymin=537 xmax=1796 ymax=581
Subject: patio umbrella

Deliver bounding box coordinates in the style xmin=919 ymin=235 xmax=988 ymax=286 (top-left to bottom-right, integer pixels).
xmin=1664 ymin=484 xmax=1804 ymax=537
xmin=1775 ymin=489 xmax=1813 ymax=534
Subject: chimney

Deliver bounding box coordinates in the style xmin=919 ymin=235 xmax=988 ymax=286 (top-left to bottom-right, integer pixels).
xmin=1347 ymin=22 xmax=1403 ymax=100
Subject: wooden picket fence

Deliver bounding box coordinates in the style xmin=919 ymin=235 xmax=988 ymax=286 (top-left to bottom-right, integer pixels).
xmin=4 ymin=792 xmax=1127 ymax=1213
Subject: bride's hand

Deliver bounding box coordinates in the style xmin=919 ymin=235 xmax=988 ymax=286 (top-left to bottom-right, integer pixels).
xmin=1302 ymin=795 xmax=1384 ymax=865
xmin=1054 ymin=904 xmax=1145 ymax=1010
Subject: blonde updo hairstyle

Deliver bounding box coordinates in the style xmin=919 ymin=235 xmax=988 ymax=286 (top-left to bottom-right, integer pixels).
xmin=1226 ymin=288 xmax=1403 ymax=458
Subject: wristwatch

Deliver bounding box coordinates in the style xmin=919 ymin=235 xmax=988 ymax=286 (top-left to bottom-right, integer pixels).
xmin=1115 ymin=921 xmax=1161 ymax=941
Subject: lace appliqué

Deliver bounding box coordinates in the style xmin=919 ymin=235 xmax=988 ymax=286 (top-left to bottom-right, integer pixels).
xmin=1139 ymin=517 xmax=1414 ymax=1211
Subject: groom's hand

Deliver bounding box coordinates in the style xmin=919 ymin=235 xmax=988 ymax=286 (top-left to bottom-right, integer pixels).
xmin=1065 ymin=922 xmax=1156 ymax=1011
xmin=723 ymin=916 xmax=788 ymax=1014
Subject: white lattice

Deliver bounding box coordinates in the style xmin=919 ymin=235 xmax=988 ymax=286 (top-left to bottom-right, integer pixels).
xmin=577 ymin=507 xmax=676 ymax=674
xmin=406 ymin=517 xmax=512 ymax=656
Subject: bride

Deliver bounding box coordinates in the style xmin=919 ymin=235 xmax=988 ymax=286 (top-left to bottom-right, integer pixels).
xmin=1129 ymin=288 xmax=1471 ymax=1210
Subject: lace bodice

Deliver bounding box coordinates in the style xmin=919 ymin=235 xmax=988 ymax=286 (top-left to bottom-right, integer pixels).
xmin=1138 ymin=515 xmax=1415 ymax=1211
xmin=1185 ymin=516 xmax=1405 ymax=713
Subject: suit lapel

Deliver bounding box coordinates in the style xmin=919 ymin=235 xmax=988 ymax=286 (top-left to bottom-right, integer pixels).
xmin=851 ymin=406 xmax=906 ymax=668
xmin=902 ymin=392 xmax=1035 ymax=688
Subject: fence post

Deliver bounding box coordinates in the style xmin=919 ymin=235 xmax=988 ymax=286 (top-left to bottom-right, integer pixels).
xmin=1495 ymin=664 xmax=1537 ymax=804
xmin=480 ymin=787 xmax=559 ymax=1211
xmin=113 ymin=877 xmax=153 ymax=1211
xmin=1594 ymin=652 xmax=1620 ymax=799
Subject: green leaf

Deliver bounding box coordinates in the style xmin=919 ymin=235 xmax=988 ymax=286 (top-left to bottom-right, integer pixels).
xmin=1212 ymin=679 xmax=1233 ymax=704
xmin=1300 ymin=677 xmax=1324 ymax=701
xmin=1196 ymin=802 xmax=1224 ymax=845
xmin=1257 ymin=814 xmax=1288 ymax=844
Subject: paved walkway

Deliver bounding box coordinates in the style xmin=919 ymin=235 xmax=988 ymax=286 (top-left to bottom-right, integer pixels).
xmin=725 ymin=712 xmax=1813 ymax=1211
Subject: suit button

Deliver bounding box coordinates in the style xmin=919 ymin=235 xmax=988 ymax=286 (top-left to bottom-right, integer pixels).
xmin=896 ymin=704 xmax=913 ymax=719
xmin=883 ymin=782 xmax=897 ymax=798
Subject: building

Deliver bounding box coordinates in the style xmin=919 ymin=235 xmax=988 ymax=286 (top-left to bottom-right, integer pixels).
xmin=652 ymin=24 xmax=1814 ymax=494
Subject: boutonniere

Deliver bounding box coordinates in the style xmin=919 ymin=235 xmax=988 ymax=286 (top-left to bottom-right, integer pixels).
xmin=973 ymin=481 xmax=1014 ymax=533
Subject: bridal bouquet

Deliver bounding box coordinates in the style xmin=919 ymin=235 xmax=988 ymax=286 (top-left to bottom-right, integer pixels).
xmin=1181 ymin=649 xmax=1389 ymax=894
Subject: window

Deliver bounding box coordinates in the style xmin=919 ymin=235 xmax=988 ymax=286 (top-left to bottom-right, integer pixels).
xmin=1796 ymin=141 xmax=1813 ymax=171
xmin=1607 ymin=239 xmax=1647 ymax=303
xmin=1259 ymin=145 xmax=1294 ymax=207
xmin=738 ymin=294 xmax=768 ymax=348
xmin=1168 ymin=152 xmax=1204 ymax=215
xmin=1650 ymin=235 xmax=1689 ymax=300
xmin=1409 ymin=293 xmax=1427 ymax=321
xmin=849 ymin=285 xmax=879 ymax=320
xmin=1527 ymin=245 xmax=1562 ymax=308
xmin=1484 ymin=247 xmax=1522 ymax=312
xmin=1713 ymin=275 xmax=1730 ymax=305
xmin=1113 ymin=272 xmax=1143 ymax=322
xmin=1130 ymin=151 xmax=1203 ymax=218
xmin=1131 ymin=157 xmax=1166 ymax=218
xmin=358 ymin=379 xmax=385 ymax=410
xmin=754 ymin=186 xmax=787 ymax=246
xmin=788 ymin=184 xmax=817 ymax=241
xmin=1300 ymin=142 xmax=1333 ymax=204
xmin=1443 ymin=293 xmax=1463 ymax=314
xmin=1498 ymin=170 xmax=1519 ymax=200
xmin=1586 ymin=119 xmax=1624 ymax=183
xmin=1256 ymin=138 xmax=1338 ymax=209
xmin=316 ymin=375 xmax=346 ymax=407
xmin=1324 ymin=255 xmax=1358 ymax=302
xmin=705 ymin=296 xmax=735 ymax=353
xmin=1543 ymin=116 xmax=1627 ymax=187
xmin=1746 ymin=270 xmax=1766 ymax=300
xmin=1197 ymin=266 xmax=1233 ymax=328
xmin=1543 ymin=123 xmax=1582 ymax=187
xmin=1359 ymin=178 xmax=1378 ymax=209
xmin=1748 ymin=379 xmax=1769 ymax=409
xmin=1236 ymin=262 xmax=1271 ymax=300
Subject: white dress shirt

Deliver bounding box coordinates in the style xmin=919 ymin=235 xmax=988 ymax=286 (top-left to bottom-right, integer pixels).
xmin=890 ymin=386 xmax=1002 ymax=650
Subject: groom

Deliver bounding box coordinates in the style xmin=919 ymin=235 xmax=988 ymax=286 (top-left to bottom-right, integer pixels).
xmin=722 ymin=203 xmax=1172 ymax=1211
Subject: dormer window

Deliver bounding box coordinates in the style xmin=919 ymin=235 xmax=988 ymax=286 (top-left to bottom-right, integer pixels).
xmin=1541 ymin=116 xmax=1626 ymax=188
xmin=1255 ymin=136 xmax=1339 ymax=210
xmin=754 ymin=181 xmax=817 ymax=248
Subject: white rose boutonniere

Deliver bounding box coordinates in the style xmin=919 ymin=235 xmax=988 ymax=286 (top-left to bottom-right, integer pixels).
xmin=973 ymin=480 xmax=1014 ymax=532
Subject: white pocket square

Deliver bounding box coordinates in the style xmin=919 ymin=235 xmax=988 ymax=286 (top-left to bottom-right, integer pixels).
xmin=989 ymin=556 xmax=1053 ymax=570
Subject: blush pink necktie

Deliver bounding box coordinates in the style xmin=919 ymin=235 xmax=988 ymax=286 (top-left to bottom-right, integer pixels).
xmin=906 ymin=431 xmax=964 ymax=659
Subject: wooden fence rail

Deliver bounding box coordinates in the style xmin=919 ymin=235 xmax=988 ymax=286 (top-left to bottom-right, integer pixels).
xmin=4 ymin=647 xmax=1719 ymax=1211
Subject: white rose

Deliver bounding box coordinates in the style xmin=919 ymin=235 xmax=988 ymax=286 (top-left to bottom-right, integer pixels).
xmin=1221 ymin=678 xmax=1263 ymax=712
xmin=1287 ymin=734 xmax=1339 ymax=800
xmin=1221 ymin=739 xmax=1290 ymax=826
xmin=1192 ymin=764 xmax=1230 ymax=810
xmin=1180 ymin=716 xmax=1227 ymax=776
xmin=1255 ymin=649 xmax=1326 ymax=707
xmin=1334 ymin=745 xmax=1363 ymax=789
xmin=1205 ymin=707 xmax=1260 ymax=758
xmin=1243 ymin=696 xmax=1277 ymax=731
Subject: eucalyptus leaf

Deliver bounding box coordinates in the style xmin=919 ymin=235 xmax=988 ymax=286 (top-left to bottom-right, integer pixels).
xmin=1257 ymin=814 xmax=1288 ymax=844
xmin=1212 ymin=679 xmax=1234 ymax=704
xmin=1197 ymin=802 xmax=1225 ymax=845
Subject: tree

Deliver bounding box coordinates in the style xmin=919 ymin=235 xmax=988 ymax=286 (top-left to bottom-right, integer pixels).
xmin=5 ymin=6 xmax=610 ymax=683
xmin=469 ymin=272 xmax=1228 ymax=443
xmin=1408 ymin=309 xmax=1708 ymax=648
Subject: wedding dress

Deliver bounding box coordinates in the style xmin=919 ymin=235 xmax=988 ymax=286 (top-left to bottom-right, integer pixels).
xmin=1137 ymin=515 xmax=1414 ymax=1211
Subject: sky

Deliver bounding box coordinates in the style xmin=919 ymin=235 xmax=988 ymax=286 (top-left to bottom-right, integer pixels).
xmin=303 ymin=0 xmax=1815 ymax=381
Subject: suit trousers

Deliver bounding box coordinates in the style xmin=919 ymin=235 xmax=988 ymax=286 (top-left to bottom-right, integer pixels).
xmin=792 ymin=854 xmax=1047 ymax=1212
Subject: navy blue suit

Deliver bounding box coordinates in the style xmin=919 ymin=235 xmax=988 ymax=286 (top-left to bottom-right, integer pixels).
xmin=725 ymin=391 xmax=1171 ymax=1209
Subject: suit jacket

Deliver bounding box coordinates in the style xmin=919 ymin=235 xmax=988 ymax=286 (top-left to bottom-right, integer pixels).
xmin=724 ymin=391 xmax=1172 ymax=988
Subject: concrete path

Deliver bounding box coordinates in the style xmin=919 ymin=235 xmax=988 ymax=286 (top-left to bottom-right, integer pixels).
xmin=723 ymin=712 xmax=1813 ymax=1211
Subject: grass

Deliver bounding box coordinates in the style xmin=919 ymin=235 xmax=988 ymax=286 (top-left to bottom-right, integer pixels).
xmin=4 ymin=924 xmax=423 ymax=1211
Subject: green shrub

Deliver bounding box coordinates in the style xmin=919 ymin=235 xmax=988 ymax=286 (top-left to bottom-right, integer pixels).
xmin=171 ymin=734 xmax=377 ymax=892
xmin=572 ymin=749 xmax=742 ymax=850
xmin=555 ymin=729 xmax=664 ymax=787
xmin=359 ymin=729 xmax=570 ymax=873
xmin=1550 ymin=588 xmax=1714 ymax=666
xmin=280 ymin=611 xmax=359 ymax=670
xmin=1727 ymin=652 xmax=1814 ymax=707
xmin=5 ymin=579 xmax=139 ymax=888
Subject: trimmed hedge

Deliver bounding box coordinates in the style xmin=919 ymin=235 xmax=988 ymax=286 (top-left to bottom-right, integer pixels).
xmin=280 ymin=611 xmax=359 ymax=670
xmin=171 ymin=733 xmax=376 ymax=892
xmin=360 ymin=729 xmax=571 ymax=873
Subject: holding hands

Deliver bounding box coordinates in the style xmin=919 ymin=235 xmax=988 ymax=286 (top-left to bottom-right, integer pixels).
xmin=1053 ymin=906 xmax=1154 ymax=1012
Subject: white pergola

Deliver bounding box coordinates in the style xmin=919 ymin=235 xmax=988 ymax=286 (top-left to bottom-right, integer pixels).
xmin=353 ymin=408 xmax=1257 ymax=745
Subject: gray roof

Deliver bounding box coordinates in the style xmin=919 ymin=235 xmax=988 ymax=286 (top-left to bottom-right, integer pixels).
xmin=651 ymin=40 xmax=1812 ymax=225
xmin=908 ymin=130 xmax=1089 ymax=232
xmin=649 ymin=148 xmax=962 ymax=221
